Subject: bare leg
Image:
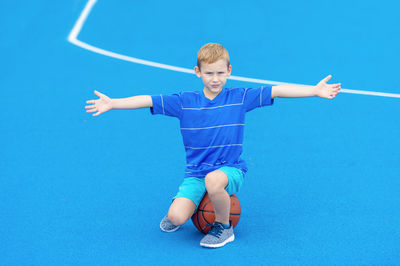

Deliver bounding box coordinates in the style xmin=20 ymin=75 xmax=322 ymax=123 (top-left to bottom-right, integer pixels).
xmin=205 ymin=170 xmax=230 ymax=225
xmin=167 ymin=197 xmax=197 ymax=226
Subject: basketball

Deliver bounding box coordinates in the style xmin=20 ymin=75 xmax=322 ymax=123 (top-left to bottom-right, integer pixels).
xmin=191 ymin=193 xmax=241 ymax=234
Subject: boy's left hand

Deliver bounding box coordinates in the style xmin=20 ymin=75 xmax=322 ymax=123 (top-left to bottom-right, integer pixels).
xmin=315 ymin=75 xmax=341 ymax=99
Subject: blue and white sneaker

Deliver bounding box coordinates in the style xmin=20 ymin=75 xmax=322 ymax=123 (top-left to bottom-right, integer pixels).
xmin=160 ymin=215 xmax=180 ymax=232
xmin=200 ymin=221 xmax=234 ymax=248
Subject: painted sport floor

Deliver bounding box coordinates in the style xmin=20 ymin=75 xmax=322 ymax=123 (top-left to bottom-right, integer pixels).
xmin=1 ymin=0 xmax=399 ymax=265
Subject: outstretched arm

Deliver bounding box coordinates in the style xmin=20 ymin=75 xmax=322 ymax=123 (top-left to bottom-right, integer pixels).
xmin=85 ymin=90 xmax=153 ymax=116
xmin=271 ymin=75 xmax=341 ymax=99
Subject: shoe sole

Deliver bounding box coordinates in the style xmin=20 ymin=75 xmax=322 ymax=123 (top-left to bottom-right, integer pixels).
xmin=200 ymin=234 xmax=235 ymax=248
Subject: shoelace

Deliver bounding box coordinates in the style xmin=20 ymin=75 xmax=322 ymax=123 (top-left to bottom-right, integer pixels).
xmin=208 ymin=223 xmax=224 ymax=237
xmin=164 ymin=217 xmax=178 ymax=229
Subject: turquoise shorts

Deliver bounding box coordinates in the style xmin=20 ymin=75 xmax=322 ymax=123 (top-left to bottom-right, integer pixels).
xmin=173 ymin=166 xmax=244 ymax=208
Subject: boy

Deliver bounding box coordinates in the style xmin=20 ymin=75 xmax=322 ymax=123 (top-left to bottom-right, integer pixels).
xmin=85 ymin=43 xmax=341 ymax=248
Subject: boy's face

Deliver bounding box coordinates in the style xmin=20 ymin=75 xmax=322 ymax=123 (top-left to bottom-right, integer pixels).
xmin=194 ymin=59 xmax=232 ymax=97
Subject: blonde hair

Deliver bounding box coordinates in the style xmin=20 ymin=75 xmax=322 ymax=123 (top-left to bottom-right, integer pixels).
xmin=197 ymin=43 xmax=230 ymax=69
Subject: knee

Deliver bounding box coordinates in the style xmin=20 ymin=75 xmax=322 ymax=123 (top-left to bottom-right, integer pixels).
xmin=167 ymin=209 xmax=188 ymax=226
xmin=205 ymin=171 xmax=228 ymax=195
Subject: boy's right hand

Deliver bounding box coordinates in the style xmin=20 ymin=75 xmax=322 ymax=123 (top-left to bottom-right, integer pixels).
xmin=85 ymin=90 xmax=112 ymax=116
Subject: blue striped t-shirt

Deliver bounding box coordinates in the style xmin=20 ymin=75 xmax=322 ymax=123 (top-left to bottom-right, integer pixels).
xmin=150 ymin=86 xmax=274 ymax=178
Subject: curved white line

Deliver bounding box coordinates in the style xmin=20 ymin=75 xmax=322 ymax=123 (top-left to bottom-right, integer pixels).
xmin=68 ymin=0 xmax=400 ymax=99
xmin=185 ymin=144 xmax=243 ymax=150
xmin=181 ymin=124 xmax=245 ymax=130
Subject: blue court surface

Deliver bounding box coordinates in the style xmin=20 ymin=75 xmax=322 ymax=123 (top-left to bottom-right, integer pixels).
xmin=1 ymin=0 xmax=400 ymax=265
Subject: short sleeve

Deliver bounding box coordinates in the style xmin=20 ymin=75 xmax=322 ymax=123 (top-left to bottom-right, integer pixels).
xmin=243 ymin=86 xmax=274 ymax=112
xmin=150 ymin=94 xmax=182 ymax=118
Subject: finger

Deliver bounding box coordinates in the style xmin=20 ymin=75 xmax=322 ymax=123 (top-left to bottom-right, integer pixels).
xmin=86 ymin=108 xmax=98 ymax=113
xmin=93 ymin=111 xmax=102 ymax=116
xmin=94 ymin=90 xmax=105 ymax=98
xmin=333 ymin=83 xmax=341 ymax=88
xmin=86 ymin=100 xmax=96 ymax=105
xmin=331 ymin=91 xmax=339 ymax=98
xmin=321 ymin=75 xmax=332 ymax=83
xmin=85 ymin=105 xmax=95 ymax=109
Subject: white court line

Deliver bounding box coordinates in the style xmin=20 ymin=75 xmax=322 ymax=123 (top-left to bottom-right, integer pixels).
xmin=68 ymin=0 xmax=400 ymax=99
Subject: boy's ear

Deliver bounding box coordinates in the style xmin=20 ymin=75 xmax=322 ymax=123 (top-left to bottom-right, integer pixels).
xmin=227 ymin=65 xmax=232 ymax=76
xmin=194 ymin=66 xmax=201 ymax=77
